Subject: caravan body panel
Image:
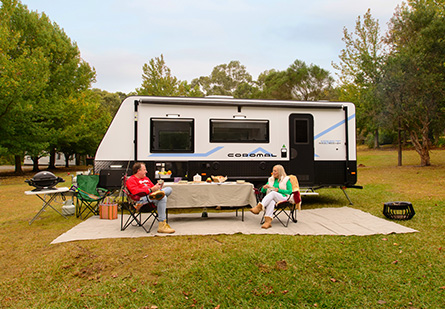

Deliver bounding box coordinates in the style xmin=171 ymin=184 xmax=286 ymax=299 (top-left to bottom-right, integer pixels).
xmin=95 ymin=96 xmax=357 ymax=187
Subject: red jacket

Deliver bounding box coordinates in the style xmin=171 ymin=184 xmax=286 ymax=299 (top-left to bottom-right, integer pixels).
xmin=126 ymin=175 xmax=154 ymax=197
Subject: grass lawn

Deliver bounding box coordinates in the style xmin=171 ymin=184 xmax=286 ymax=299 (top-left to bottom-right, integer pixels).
xmin=0 ymin=147 xmax=443 ymax=308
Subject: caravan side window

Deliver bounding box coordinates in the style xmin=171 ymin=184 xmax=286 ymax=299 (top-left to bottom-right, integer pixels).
xmin=151 ymin=118 xmax=194 ymax=153
xmin=210 ymin=119 xmax=269 ymax=143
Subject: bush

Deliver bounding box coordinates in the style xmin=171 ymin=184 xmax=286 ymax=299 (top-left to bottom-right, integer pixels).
xmin=0 ymin=155 xmax=14 ymax=165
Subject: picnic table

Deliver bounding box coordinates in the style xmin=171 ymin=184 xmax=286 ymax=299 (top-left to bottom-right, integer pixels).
xmin=164 ymin=181 xmax=257 ymax=220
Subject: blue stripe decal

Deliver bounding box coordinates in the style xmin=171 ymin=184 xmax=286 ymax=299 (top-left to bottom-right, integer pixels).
xmin=313 ymin=113 xmax=355 ymax=158
xmin=148 ymin=146 xmax=224 ymax=157
xmin=314 ymin=114 xmax=355 ymax=140
xmin=248 ymin=147 xmax=272 ymax=155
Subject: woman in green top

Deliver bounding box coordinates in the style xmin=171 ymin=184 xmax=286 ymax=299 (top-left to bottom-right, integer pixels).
xmin=250 ymin=164 xmax=293 ymax=228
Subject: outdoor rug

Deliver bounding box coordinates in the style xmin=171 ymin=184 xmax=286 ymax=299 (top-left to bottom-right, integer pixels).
xmin=51 ymin=207 xmax=418 ymax=244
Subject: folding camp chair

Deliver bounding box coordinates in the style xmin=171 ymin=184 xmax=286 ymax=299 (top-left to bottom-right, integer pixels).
xmin=120 ymin=176 xmax=158 ymax=233
xmin=261 ymin=175 xmax=302 ymax=227
xmin=75 ymin=175 xmax=111 ymax=219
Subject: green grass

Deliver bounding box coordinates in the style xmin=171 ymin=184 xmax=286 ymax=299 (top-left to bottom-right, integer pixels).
xmin=0 ymin=148 xmax=444 ymax=308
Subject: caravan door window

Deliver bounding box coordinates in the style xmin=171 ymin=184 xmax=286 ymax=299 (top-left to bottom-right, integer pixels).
xmin=210 ymin=119 xmax=269 ymax=143
xmin=151 ymin=118 xmax=194 ymax=153
xmin=294 ymin=118 xmax=309 ymax=144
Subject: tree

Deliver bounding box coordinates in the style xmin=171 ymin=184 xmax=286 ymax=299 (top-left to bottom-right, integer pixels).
xmin=287 ymin=60 xmax=334 ymax=101
xmin=254 ymin=60 xmax=334 ymax=101
xmin=0 ymin=0 xmax=50 ymax=172
xmin=255 ymin=69 xmax=293 ymax=100
xmin=191 ymin=60 xmax=253 ymax=97
xmin=383 ymin=0 xmax=445 ymax=166
xmin=1 ymin=0 xmax=98 ymax=173
xmin=92 ymin=88 xmax=123 ymax=119
xmin=333 ymin=9 xmax=386 ymax=148
xmin=137 ymin=54 xmax=178 ymax=96
xmin=58 ymin=90 xmax=111 ymax=167
xmin=137 ymin=54 xmax=202 ymax=97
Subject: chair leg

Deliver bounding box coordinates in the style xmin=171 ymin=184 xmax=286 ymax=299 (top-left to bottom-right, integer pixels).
xmin=272 ymin=204 xmax=297 ymax=227
xmin=121 ymin=203 xmax=158 ymax=233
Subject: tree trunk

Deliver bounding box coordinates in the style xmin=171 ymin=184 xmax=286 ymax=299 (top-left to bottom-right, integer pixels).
xmin=374 ymin=129 xmax=379 ymax=149
xmin=397 ymin=119 xmax=402 ymax=166
xmin=31 ymin=156 xmax=40 ymax=172
xmin=48 ymin=148 xmax=56 ymax=170
xmin=420 ymin=123 xmax=431 ymax=166
xmin=420 ymin=149 xmax=431 ymax=166
xmin=64 ymin=152 xmax=70 ymax=168
xmin=397 ymin=130 xmax=403 ymax=166
xmin=14 ymin=155 xmax=23 ymax=175
xmin=409 ymin=130 xmax=431 ymax=166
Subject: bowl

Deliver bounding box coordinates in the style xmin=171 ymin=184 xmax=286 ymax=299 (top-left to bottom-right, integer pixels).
xmin=211 ymin=175 xmax=227 ymax=183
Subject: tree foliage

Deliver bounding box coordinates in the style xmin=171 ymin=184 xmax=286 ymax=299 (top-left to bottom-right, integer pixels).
xmin=333 ymin=9 xmax=386 ymax=148
xmin=137 ymin=54 xmax=201 ymax=97
xmin=191 ymin=60 xmax=253 ymax=97
xmin=0 ymin=0 xmax=50 ymax=160
xmin=190 ymin=59 xmax=334 ymax=101
xmin=382 ymin=0 xmax=445 ymax=166
xmin=287 ymin=60 xmax=334 ymax=101
xmin=256 ymin=61 xmax=334 ymax=101
xmin=336 ymin=2 xmax=445 ymax=166
xmin=0 ymin=0 xmax=108 ymax=173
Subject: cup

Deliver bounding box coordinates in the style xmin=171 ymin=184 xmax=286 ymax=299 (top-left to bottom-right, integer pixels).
xmin=157 ymin=179 xmax=164 ymax=188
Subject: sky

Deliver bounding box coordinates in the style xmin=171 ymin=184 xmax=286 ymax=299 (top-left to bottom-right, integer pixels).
xmin=24 ymin=0 xmax=404 ymax=94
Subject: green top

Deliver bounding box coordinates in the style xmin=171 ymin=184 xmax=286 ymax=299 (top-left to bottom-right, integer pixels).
xmin=261 ymin=178 xmax=293 ymax=197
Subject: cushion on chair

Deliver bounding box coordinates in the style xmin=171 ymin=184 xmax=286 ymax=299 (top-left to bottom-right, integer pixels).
xmin=287 ymin=175 xmax=301 ymax=204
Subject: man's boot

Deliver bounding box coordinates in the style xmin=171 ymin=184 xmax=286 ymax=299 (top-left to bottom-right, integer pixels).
xmin=158 ymin=220 xmax=175 ymax=233
xmin=250 ymin=203 xmax=263 ymax=215
xmin=261 ymin=216 xmax=272 ymax=229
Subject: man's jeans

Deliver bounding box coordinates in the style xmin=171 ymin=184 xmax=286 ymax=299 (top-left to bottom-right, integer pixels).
xmin=139 ymin=187 xmax=172 ymax=222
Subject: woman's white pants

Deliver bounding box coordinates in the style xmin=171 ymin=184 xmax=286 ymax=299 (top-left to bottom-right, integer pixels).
xmin=261 ymin=191 xmax=287 ymax=218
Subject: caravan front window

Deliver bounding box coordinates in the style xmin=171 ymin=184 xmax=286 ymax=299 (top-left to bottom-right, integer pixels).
xmin=151 ymin=118 xmax=194 ymax=153
xmin=210 ymin=119 xmax=269 ymax=143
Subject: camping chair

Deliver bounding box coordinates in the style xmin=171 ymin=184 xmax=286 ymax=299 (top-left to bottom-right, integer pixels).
xmin=75 ymin=175 xmax=111 ymax=219
xmin=261 ymin=175 xmax=302 ymax=227
xmin=120 ymin=176 xmax=158 ymax=233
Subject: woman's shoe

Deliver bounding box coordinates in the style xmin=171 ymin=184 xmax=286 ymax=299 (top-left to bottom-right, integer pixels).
xmin=250 ymin=203 xmax=263 ymax=215
xmin=261 ymin=216 xmax=272 ymax=229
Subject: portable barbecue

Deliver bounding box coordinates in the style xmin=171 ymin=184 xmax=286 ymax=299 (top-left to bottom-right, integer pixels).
xmin=25 ymin=171 xmax=65 ymax=191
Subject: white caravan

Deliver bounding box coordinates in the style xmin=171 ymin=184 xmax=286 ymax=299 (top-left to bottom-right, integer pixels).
xmin=95 ymin=96 xmax=359 ymax=193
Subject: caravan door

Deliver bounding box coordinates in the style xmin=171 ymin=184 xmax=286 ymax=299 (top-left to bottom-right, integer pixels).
xmin=288 ymin=114 xmax=314 ymax=186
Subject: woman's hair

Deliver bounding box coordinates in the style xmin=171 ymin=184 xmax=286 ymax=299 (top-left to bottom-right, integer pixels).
xmin=274 ymin=164 xmax=287 ymax=180
xmin=132 ymin=162 xmax=145 ymax=175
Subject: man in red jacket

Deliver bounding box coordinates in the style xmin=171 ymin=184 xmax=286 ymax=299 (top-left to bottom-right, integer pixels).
xmin=126 ymin=162 xmax=174 ymax=233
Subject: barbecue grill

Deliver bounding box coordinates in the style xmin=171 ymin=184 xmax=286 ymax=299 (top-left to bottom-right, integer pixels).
xmin=25 ymin=171 xmax=65 ymax=191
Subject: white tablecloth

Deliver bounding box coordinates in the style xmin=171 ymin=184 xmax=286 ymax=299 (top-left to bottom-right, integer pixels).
xmin=164 ymin=182 xmax=257 ymax=209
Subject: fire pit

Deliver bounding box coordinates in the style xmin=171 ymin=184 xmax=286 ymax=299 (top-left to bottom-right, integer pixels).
xmin=383 ymin=201 xmax=415 ymax=220
xmin=25 ymin=171 xmax=65 ymax=191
